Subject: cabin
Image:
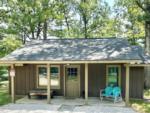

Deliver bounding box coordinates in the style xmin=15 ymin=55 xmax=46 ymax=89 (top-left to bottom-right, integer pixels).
xmin=0 ymin=38 xmax=149 ymax=105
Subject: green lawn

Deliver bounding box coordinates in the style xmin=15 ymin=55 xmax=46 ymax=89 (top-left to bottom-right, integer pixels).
xmin=130 ymin=89 xmax=150 ymax=113
xmin=0 ymin=88 xmax=11 ymax=105
xmin=0 ymin=80 xmax=11 ymax=105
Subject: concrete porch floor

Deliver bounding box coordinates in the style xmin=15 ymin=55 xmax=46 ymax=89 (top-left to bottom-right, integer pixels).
xmin=0 ymin=96 xmax=137 ymax=113
xmin=16 ymin=96 xmax=125 ymax=106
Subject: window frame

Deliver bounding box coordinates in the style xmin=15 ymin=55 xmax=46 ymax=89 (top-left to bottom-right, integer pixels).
xmin=36 ymin=65 xmax=60 ymax=89
xmin=106 ymin=65 xmax=121 ymax=87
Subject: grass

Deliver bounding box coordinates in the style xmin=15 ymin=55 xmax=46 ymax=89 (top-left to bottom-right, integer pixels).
xmin=144 ymin=89 xmax=150 ymax=99
xmin=0 ymin=81 xmax=25 ymax=106
xmin=0 ymin=88 xmax=11 ymax=105
xmin=130 ymin=99 xmax=150 ymax=113
xmin=130 ymin=89 xmax=150 ymax=113
xmin=0 ymin=81 xmax=11 ymax=106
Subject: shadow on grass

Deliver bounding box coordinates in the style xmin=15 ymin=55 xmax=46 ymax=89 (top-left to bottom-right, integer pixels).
xmin=130 ymin=99 xmax=150 ymax=113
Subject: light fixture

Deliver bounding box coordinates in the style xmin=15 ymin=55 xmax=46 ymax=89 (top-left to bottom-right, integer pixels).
xmin=66 ymin=63 xmax=70 ymax=66
xmin=10 ymin=69 xmax=15 ymax=77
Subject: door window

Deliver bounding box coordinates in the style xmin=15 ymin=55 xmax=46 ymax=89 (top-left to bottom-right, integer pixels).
xmin=107 ymin=65 xmax=120 ymax=87
xmin=67 ymin=67 xmax=78 ymax=80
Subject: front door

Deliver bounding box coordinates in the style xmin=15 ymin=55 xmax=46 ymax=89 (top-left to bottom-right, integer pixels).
xmin=65 ymin=65 xmax=80 ymax=98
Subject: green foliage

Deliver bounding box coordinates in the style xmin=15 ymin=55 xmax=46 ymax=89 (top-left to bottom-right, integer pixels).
xmin=0 ymin=35 xmax=21 ymax=82
xmin=0 ymin=0 xmax=147 ymax=42
xmin=0 ymin=35 xmax=22 ymax=57
xmin=114 ymin=0 xmax=145 ymax=45
xmin=0 ymin=67 xmax=8 ymax=81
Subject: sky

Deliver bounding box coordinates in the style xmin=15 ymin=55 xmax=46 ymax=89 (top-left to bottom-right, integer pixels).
xmin=106 ymin=0 xmax=115 ymax=7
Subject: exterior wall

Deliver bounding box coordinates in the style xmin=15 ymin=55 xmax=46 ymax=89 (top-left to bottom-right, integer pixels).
xmin=14 ymin=65 xmax=36 ymax=95
xmin=120 ymin=66 xmax=144 ymax=99
xmin=12 ymin=64 xmax=144 ymax=99
xmin=129 ymin=67 xmax=144 ymax=98
xmin=80 ymin=64 xmax=144 ymax=98
xmin=80 ymin=64 xmax=106 ymax=97
xmin=13 ymin=64 xmax=64 ymax=95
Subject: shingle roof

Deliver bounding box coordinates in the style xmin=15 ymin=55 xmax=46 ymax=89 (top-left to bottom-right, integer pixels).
xmin=0 ymin=38 xmax=147 ymax=62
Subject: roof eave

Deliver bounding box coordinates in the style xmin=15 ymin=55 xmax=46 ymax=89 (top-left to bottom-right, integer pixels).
xmin=0 ymin=60 xmax=141 ymax=65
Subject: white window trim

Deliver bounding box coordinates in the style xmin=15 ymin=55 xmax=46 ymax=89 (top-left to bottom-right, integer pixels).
xmin=36 ymin=65 xmax=60 ymax=89
xmin=106 ymin=65 xmax=121 ymax=87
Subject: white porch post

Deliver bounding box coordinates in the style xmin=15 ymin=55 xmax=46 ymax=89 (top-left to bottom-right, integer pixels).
xmin=125 ymin=64 xmax=130 ymax=106
xmin=85 ymin=63 xmax=88 ymax=104
xmin=10 ymin=64 xmax=15 ymax=103
xmin=47 ymin=64 xmax=51 ymax=104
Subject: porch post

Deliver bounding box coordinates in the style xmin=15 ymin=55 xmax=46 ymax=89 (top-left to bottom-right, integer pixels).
xmin=10 ymin=64 xmax=15 ymax=103
xmin=85 ymin=63 xmax=88 ymax=104
xmin=125 ymin=64 xmax=130 ymax=106
xmin=47 ymin=64 xmax=51 ymax=104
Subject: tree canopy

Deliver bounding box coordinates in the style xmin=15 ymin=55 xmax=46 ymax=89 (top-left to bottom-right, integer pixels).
xmin=0 ymin=0 xmax=147 ymax=45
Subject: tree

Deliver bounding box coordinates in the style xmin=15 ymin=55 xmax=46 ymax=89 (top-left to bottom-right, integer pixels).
xmin=3 ymin=0 xmax=59 ymax=43
xmin=74 ymin=0 xmax=111 ymax=38
xmin=114 ymin=0 xmax=150 ymax=88
xmin=0 ymin=35 xmax=21 ymax=82
xmin=135 ymin=0 xmax=150 ymax=88
xmin=0 ymin=35 xmax=22 ymax=57
xmin=0 ymin=0 xmax=9 ymax=39
xmin=114 ymin=0 xmax=145 ymax=44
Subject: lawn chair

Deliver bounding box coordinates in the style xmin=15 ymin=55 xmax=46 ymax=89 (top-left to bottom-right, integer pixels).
xmin=100 ymin=86 xmax=122 ymax=103
xmin=100 ymin=86 xmax=113 ymax=101
xmin=112 ymin=87 xmax=122 ymax=103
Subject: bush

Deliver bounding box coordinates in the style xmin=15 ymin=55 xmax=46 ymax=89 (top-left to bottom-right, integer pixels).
xmin=0 ymin=67 xmax=8 ymax=81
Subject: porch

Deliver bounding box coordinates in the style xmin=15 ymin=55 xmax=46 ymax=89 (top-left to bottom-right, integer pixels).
xmin=0 ymin=97 xmax=137 ymax=113
xmin=8 ymin=63 xmax=139 ymax=107
xmin=16 ymin=96 xmax=125 ymax=106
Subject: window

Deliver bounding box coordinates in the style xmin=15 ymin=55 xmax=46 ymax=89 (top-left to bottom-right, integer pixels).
xmin=38 ymin=66 xmax=47 ymax=86
xmin=37 ymin=65 xmax=60 ymax=89
xmin=67 ymin=67 xmax=78 ymax=80
xmin=106 ymin=65 xmax=121 ymax=87
xmin=50 ymin=67 xmax=59 ymax=87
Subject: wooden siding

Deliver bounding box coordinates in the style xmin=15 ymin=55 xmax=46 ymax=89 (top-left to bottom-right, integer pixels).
xmin=14 ymin=65 xmax=36 ymax=95
xmin=12 ymin=64 xmax=144 ymax=99
xmin=12 ymin=64 xmax=64 ymax=95
xmin=80 ymin=64 xmax=144 ymax=98
xmin=80 ymin=64 xmax=106 ymax=97
xmin=121 ymin=66 xmax=144 ymax=99
xmin=129 ymin=67 xmax=144 ymax=98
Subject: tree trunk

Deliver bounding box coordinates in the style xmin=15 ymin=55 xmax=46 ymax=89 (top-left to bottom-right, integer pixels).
xmin=144 ymin=1 xmax=150 ymax=88
xmin=31 ymin=31 xmax=35 ymax=39
xmin=36 ymin=22 xmax=42 ymax=39
xmin=145 ymin=21 xmax=150 ymax=88
xmin=83 ymin=13 xmax=87 ymax=39
xmin=82 ymin=0 xmax=88 ymax=39
xmin=43 ymin=20 xmax=47 ymax=40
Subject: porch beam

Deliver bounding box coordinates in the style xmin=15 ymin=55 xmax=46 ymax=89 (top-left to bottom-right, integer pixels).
xmin=125 ymin=64 xmax=130 ymax=106
xmin=85 ymin=63 xmax=88 ymax=104
xmin=10 ymin=64 xmax=15 ymax=103
xmin=0 ymin=60 xmax=140 ymax=64
xmin=47 ymin=64 xmax=51 ymax=104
